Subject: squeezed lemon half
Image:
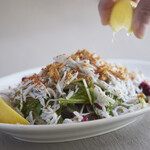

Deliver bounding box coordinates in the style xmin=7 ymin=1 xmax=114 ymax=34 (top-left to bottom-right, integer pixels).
xmin=109 ymin=0 xmax=137 ymax=33
xmin=0 ymin=95 xmax=29 ymax=125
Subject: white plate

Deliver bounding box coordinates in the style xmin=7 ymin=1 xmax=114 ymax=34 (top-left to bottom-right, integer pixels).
xmin=0 ymin=59 xmax=150 ymax=143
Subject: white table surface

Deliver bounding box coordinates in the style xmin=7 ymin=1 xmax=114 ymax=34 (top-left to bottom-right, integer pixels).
xmin=0 ymin=0 xmax=150 ymax=149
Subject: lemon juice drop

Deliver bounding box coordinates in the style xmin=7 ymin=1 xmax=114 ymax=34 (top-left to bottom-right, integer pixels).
xmin=112 ymin=32 xmax=117 ymax=43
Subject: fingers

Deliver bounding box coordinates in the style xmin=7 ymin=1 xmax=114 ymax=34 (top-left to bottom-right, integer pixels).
xmin=133 ymin=0 xmax=150 ymax=38
xmin=99 ymin=0 xmax=150 ymax=39
xmin=98 ymin=0 xmax=117 ymax=25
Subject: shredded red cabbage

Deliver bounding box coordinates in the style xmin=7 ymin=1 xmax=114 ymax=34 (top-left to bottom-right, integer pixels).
xmin=139 ymin=82 xmax=150 ymax=96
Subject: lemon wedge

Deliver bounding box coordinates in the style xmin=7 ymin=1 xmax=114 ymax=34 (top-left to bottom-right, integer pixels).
xmin=109 ymin=0 xmax=137 ymax=33
xmin=0 ymin=95 xmax=29 ymax=125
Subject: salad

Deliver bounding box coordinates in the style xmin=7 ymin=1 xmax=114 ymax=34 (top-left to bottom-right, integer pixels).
xmin=1 ymin=50 xmax=150 ymax=125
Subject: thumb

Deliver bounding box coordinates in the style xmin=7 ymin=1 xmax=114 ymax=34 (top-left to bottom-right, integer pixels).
xmin=133 ymin=0 xmax=150 ymax=38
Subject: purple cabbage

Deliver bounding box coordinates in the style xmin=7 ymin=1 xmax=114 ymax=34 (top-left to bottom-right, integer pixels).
xmin=94 ymin=103 xmax=102 ymax=110
xmin=22 ymin=77 xmax=27 ymax=82
xmin=82 ymin=116 xmax=88 ymax=122
xmin=139 ymin=82 xmax=150 ymax=96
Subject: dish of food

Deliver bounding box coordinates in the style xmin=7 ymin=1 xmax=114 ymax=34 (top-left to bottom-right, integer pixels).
xmin=1 ymin=50 xmax=150 ymax=125
xmin=0 ymin=50 xmax=150 ymax=142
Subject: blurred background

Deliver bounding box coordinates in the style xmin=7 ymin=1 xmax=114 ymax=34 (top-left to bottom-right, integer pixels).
xmin=0 ymin=0 xmax=150 ymax=77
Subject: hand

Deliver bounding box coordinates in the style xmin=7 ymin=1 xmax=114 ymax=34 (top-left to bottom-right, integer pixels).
xmin=98 ymin=0 xmax=150 ymax=38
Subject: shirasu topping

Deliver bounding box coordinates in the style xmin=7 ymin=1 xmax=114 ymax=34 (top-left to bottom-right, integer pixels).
xmin=5 ymin=49 xmax=150 ymax=125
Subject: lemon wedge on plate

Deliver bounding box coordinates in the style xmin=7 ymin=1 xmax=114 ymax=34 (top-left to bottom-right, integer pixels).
xmin=0 ymin=95 xmax=29 ymax=125
xmin=109 ymin=0 xmax=137 ymax=33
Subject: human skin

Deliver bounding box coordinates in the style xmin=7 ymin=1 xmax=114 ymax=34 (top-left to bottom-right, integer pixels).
xmin=98 ymin=0 xmax=150 ymax=38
